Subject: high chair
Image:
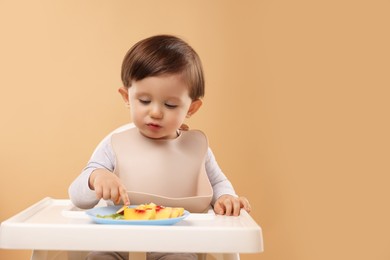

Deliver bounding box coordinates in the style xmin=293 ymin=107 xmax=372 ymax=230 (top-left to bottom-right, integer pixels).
xmin=1 ymin=198 xmax=262 ymax=260
xmin=29 ymin=202 xmax=243 ymax=260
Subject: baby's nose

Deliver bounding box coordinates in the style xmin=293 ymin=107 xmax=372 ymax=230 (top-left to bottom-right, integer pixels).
xmin=150 ymin=105 xmax=163 ymax=118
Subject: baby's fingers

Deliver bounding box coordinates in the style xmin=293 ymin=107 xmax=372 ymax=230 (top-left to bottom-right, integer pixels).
xmin=102 ymin=186 xmax=112 ymax=200
xmin=119 ymin=186 xmax=130 ymax=205
xmin=232 ymin=199 xmax=241 ymax=216
xmin=213 ymin=200 xmax=225 ymax=215
xmin=214 ymin=197 xmax=234 ymax=215
xmin=94 ymin=185 xmax=103 ymax=200
xmin=239 ymin=196 xmax=251 ymax=213
xmin=111 ymin=189 xmax=120 ymax=204
xmin=111 ymin=185 xmax=129 ymax=205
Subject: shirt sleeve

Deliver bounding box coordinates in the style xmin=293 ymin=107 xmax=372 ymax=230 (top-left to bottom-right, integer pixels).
xmin=205 ymin=147 xmax=237 ymax=205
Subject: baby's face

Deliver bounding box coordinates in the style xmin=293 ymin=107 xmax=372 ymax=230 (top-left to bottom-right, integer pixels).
xmin=126 ymin=74 xmax=193 ymax=139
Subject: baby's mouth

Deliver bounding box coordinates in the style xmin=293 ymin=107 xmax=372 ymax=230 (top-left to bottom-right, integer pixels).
xmin=147 ymin=123 xmax=162 ymax=129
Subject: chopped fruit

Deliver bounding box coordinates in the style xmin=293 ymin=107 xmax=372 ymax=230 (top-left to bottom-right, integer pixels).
xmin=124 ymin=207 xmax=156 ymax=220
xmin=115 ymin=205 xmax=128 ymax=214
xmin=144 ymin=203 xmax=157 ymax=210
xmin=155 ymin=206 xmax=173 ymax=219
xmin=116 ymin=203 xmax=185 ymax=220
xmin=170 ymin=207 xmax=185 ymax=218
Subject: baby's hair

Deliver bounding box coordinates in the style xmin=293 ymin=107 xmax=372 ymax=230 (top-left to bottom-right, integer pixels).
xmin=121 ymin=35 xmax=205 ymax=100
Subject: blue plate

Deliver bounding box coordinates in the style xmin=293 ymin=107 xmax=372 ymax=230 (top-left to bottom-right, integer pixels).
xmin=86 ymin=205 xmax=189 ymax=225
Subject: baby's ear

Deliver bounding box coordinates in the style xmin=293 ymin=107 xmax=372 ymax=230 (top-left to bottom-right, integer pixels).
xmin=187 ymin=99 xmax=202 ymax=118
xmin=179 ymin=124 xmax=190 ymax=131
xmin=118 ymin=87 xmax=130 ymax=106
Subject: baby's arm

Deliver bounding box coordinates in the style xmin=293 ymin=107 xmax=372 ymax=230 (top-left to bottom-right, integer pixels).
xmin=68 ymin=131 xmax=127 ymax=209
xmin=205 ymin=148 xmax=251 ymax=216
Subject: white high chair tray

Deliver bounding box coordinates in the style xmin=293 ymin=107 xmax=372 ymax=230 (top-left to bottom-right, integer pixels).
xmin=0 ymin=197 xmax=263 ymax=253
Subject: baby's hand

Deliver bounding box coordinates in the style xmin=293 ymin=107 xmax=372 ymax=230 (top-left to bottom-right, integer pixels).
xmin=213 ymin=195 xmax=251 ymax=216
xmin=89 ymin=168 xmax=130 ymax=205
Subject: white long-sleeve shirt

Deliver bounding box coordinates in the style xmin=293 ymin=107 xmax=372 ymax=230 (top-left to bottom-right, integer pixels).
xmin=68 ymin=123 xmax=236 ymax=209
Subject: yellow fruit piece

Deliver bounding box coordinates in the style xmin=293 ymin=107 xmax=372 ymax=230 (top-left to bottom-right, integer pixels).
xmin=144 ymin=203 xmax=157 ymax=210
xmin=124 ymin=207 xmax=156 ymax=220
xmin=170 ymin=207 xmax=185 ymax=218
xmin=155 ymin=206 xmax=173 ymax=219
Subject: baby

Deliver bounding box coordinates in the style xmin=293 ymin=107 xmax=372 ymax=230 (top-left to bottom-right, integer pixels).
xmin=69 ymin=34 xmax=251 ymax=260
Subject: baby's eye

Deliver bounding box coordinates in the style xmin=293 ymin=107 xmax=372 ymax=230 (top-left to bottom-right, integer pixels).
xmin=165 ymin=103 xmax=178 ymax=109
xmin=139 ymin=99 xmax=151 ymax=105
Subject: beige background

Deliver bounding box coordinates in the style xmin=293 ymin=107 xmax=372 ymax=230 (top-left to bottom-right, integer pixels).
xmin=1 ymin=1 xmax=390 ymax=259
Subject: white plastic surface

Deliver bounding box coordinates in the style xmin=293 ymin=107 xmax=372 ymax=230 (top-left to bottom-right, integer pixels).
xmin=0 ymin=197 xmax=263 ymax=254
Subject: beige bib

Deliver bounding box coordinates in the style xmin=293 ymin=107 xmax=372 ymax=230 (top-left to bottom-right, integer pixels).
xmin=111 ymin=128 xmax=213 ymax=213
